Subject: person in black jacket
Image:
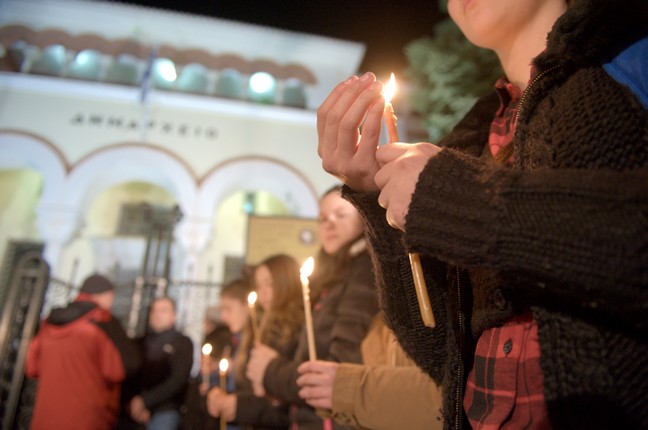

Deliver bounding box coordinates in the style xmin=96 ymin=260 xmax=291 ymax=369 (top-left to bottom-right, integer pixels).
xmin=316 ymin=0 xmax=648 ymax=428
xmin=207 ymin=254 xmax=305 ymax=429
xmin=181 ymin=305 xmax=233 ymax=430
xmin=130 ymin=297 xmax=194 ymax=430
xmin=245 ymin=186 xmax=379 ymax=430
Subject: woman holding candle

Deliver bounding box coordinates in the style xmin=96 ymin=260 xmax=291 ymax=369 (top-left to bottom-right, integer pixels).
xmin=207 ymin=254 xmax=305 ymax=429
xmin=316 ymin=0 xmax=648 ymax=428
xmin=181 ymin=306 xmax=233 ymax=430
xmin=246 ymin=186 xmax=379 ymax=430
xmin=296 ymin=312 xmax=444 ymax=430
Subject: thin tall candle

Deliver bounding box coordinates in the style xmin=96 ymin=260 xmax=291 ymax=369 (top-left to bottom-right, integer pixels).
xmin=247 ymin=291 xmax=260 ymax=341
xmin=299 ymin=257 xmax=317 ymax=361
xmin=218 ymin=358 xmax=229 ymax=430
xmin=383 ymin=73 xmax=436 ymax=328
xmin=201 ymin=343 xmax=212 ymax=386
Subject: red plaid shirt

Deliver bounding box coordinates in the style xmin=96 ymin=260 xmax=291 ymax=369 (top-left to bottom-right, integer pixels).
xmin=462 ymin=76 xmax=551 ymax=429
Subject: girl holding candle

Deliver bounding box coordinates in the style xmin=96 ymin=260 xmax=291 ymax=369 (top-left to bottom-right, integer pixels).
xmin=211 ymin=279 xmax=253 ymax=430
xmin=207 ymin=254 xmax=305 ymax=429
xmin=316 ymin=0 xmax=648 ymax=429
xmin=182 ymin=307 xmax=232 ymax=430
xmin=246 ymin=186 xmax=379 ymax=430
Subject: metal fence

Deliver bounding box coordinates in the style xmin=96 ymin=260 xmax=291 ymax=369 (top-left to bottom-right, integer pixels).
xmin=42 ymin=275 xmax=224 ymax=338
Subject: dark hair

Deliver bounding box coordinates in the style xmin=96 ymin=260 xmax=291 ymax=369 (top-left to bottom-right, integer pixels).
xmin=254 ymin=254 xmax=304 ymax=347
xmin=220 ymin=278 xmax=254 ymax=382
xmin=309 ymin=236 xmax=364 ymax=301
xmin=310 ymin=184 xmax=365 ymax=300
xmin=321 ymin=184 xmax=343 ymax=201
xmin=220 ymin=278 xmax=250 ymax=302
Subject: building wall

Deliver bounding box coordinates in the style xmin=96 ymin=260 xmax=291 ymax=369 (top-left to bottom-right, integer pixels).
xmin=0 ymin=0 xmax=366 ymax=344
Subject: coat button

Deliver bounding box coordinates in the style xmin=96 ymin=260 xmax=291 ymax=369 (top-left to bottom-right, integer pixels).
xmin=493 ymin=289 xmax=507 ymax=310
xmin=503 ymin=339 xmax=513 ymax=354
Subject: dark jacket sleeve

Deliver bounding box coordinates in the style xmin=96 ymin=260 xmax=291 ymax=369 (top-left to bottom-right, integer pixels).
xmin=343 ymin=189 xmax=449 ymax=384
xmin=95 ymin=317 xmax=142 ymax=378
xmin=325 ymin=252 xmax=379 ymax=363
xmin=263 ymin=252 xmax=380 ymax=402
xmin=405 ymin=148 xmax=648 ymax=329
xmin=342 ymin=93 xmax=501 ymax=383
xmin=263 ymin=356 xmax=302 ymax=404
xmin=141 ymin=335 xmax=194 ymax=409
xmin=235 ymin=392 xmax=290 ymax=428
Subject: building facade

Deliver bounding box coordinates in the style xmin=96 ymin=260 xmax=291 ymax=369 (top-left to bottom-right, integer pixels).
xmin=0 ymin=0 xmax=366 ymax=338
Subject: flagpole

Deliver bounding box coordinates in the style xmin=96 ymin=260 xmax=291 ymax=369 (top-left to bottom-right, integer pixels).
xmin=139 ymin=45 xmax=157 ymax=142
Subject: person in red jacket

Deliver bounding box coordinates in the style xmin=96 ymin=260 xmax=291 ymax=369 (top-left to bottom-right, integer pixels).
xmin=25 ymin=274 xmax=141 ymax=430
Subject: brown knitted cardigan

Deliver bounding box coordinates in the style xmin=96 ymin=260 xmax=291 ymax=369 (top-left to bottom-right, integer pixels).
xmin=344 ymin=0 xmax=648 ymax=428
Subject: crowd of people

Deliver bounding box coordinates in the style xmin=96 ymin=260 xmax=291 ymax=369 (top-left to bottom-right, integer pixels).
xmin=25 ymin=186 xmax=390 ymax=430
xmin=24 ymin=0 xmax=647 ymax=429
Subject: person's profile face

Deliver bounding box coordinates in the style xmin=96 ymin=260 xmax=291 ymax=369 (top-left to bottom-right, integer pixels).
xmin=318 ymin=191 xmax=364 ymax=255
xmin=94 ymin=290 xmax=115 ymax=311
xmin=219 ymin=295 xmax=249 ymax=334
xmin=254 ymin=265 xmax=274 ymax=311
xmin=148 ymin=298 xmax=177 ymax=333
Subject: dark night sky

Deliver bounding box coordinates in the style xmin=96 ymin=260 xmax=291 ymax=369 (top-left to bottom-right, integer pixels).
xmin=112 ymin=0 xmax=445 ymax=76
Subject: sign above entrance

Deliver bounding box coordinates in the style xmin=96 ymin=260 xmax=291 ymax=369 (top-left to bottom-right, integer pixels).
xmin=69 ymin=112 xmax=218 ymax=141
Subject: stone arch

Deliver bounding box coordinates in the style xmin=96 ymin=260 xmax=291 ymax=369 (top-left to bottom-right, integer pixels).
xmin=198 ymin=156 xmax=319 ymax=218
xmin=0 ymin=130 xmax=68 ymax=204
xmin=64 ymin=143 xmax=198 ymax=216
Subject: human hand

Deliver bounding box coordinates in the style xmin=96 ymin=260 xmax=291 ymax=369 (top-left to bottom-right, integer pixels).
xmin=246 ymin=343 xmax=279 ymax=397
xmin=317 ymin=72 xmax=386 ymax=192
xmin=374 ymin=142 xmax=442 ymax=230
xmin=206 ymin=388 xmax=237 ymax=421
xmin=129 ymin=395 xmax=150 ymax=424
xmin=296 ymin=360 xmax=339 ymax=410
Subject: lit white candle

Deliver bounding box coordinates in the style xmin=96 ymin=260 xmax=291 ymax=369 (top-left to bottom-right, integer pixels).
xmin=201 ymin=343 xmax=212 ymax=386
xmin=383 ymin=73 xmax=399 ymax=143
xmin=247 ymin=291 xmax=260 ymax=340
xmin=383 ymin=73 xmax=436 ymax=328
xmin=218 ymin=358 xmax=229 ymax=430
xmin=300 ymin=257 xmax=317 ymax=361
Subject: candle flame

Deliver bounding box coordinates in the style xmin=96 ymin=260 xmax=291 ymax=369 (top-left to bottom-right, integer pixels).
xmin=247 ymin=291 xmax=257 ymax=306
xmin=202 ymin=343 xmax=212 ymax=356
xmin=219 ymin=357 xmax=229 ymax=373
xmin=383 ymin=73 xmax=397 ymax=104
xmin=300 ymin=257 xmax=314 ymax=281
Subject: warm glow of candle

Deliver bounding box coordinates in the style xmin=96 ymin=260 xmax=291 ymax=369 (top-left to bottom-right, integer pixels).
xmin=247 ymin=291 xmax=260 ymax=340
xmin=202 ymin=343 xmax=213 ymax=356
xmin=383 ymin=73 xmax=396 ymax=105
xmin=300 ymin=257 xmax=317 ymax=361
xmin=219 ymin=357 xmax=229 ymax=430
xmin=219 ymin=358 xmax=229 ymax=375
xmin=247 ymin=291 xmax=257 ymax=306
xmin=300 ymin=257 xmax=315 ymax=283
xmin=383 ymin=73 xmax=400 ymax=143
xmin=201 ymin=343 xmax=212 ymax=386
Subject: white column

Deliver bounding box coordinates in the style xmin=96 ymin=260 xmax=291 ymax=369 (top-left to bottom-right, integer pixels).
xmin=36 ymin=202 xmax=81 ymax=314
xmin=36 ymin=203 xmax=80 ymax=278
xmin=174 ymin=214 xmax=213 ymax=335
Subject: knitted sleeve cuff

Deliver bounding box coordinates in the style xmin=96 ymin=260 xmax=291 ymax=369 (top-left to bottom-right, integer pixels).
xmin=404 ymin=148 xmax=500 ymax=266
xmin=342 ymin=186 xmax=406 ymax=257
